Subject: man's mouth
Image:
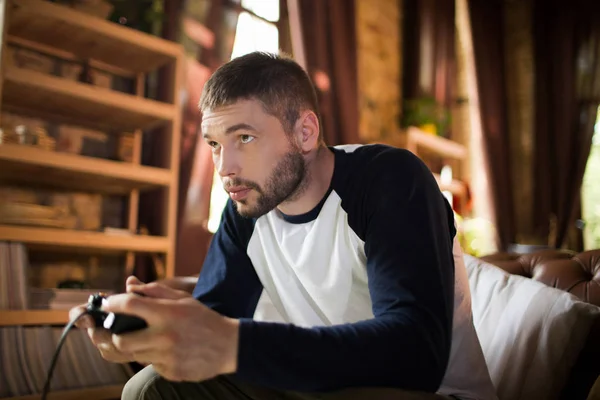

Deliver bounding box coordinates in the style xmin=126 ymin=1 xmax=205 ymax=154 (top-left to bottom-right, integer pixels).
xmin=227 ymin=187 xmax=251 ymax=201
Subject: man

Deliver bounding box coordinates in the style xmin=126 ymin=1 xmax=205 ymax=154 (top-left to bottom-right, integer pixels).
xmin=72 ymin=52 xmax=497 ymax=400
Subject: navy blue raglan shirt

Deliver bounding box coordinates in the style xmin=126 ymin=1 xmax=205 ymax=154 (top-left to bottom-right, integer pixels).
xmin=192 ymin=144 xmax=496 ymax=399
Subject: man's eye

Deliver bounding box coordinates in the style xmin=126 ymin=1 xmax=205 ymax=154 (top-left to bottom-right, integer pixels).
xmin=240 ymin=135 xmax=255 ymax=144
xmin=208 ymin=141 xmax=220 ymax=149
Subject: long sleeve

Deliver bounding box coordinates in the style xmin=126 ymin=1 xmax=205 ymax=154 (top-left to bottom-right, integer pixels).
xmin=192 ymin=199 xmax=263 ymax=319
xmin=234 ymin=149 xmax=455 ymax=392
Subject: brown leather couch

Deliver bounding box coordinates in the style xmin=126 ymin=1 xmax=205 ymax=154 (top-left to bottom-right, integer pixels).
xmin=480 ymin=249 xmax=600 ymax=400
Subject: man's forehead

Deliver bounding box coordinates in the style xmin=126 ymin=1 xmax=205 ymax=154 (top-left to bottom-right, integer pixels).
xmin=202 ymin=99 xmax=262 ymax=116
xmin=201 ymin=101 xmax=272 ymax=133
xmin=200 ymin=119 xmax=223 ymax=134
xmin=201 ymin=105 xmax=243 ymax=130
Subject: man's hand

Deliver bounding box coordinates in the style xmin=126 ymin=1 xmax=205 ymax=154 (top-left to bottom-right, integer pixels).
xmin=103 ymin=285 xmax=240 ymax=382
xmin=69 ymin=276 xmax=194 ymax=364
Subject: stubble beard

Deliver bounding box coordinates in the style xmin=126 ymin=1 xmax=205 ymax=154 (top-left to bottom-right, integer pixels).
xmin=233 ymin=149 xmax=308 ymax=218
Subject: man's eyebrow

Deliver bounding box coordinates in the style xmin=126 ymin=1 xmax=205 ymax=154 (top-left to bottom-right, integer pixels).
xmin=203 ymin=123 xmax=257 ymax=139
xmin=225 ymin=123 xmax=257 ymax=134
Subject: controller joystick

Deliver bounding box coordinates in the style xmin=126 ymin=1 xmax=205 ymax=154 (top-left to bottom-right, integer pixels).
xmin=87 ymin=293 xmax=148 ymax=334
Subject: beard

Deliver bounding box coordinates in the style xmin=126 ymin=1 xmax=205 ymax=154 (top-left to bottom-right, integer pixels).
xmin=229 ymin=148 xmax=307 ymax=218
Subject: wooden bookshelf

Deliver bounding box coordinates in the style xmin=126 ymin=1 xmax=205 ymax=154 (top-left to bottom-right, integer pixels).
xmin=0 ymin=310 xmax=69 ymax=326
xmin=0 ymin=225 xmax=170 ymax=254
xmin=0 ymin=384 xmax=124 ymax=400
xmin=7 ymin=36 xmax=133 ymax=78
xmin=0 ymin=1 xmax=184 ymax=397
xmin=405 ymin=127 xmax=468 ymax=211
xmin=372 ymin=126 xmax=469 ymax=212
xmin=3 ymin=66 xmax=175 ymax=131
xmin=0 ymin=0 xmax=183 ymax=272
xmin=433 ymin=173 xmax=468 ymax=198
xmin=7 ymin=0 xmax=179 ymax=73
xmin=0 ymin=143 xmax=172 ymax=195
xmin=404 ymin=126 xmax=467 ymax=160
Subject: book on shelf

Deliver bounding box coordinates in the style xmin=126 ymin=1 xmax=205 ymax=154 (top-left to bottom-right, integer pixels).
xmin=0 ymin=242 xmax=29 ymax=310
xmin=29 ymin=288 xmax=115 ymax=310
xmin=0 ymin=242 xmax=116 ymax=311
xmin=0 ymin=241 xmax=132 ymax=398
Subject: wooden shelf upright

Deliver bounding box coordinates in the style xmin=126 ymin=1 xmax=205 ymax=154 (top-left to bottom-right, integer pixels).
xmin=0 ymin=0 xmax=185 ymax=398
xmin=373 ymin=126 xmax=469 ymax=211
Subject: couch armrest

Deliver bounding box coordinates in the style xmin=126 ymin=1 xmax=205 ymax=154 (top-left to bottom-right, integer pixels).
xmin=481 ymin=249 xmax=600 ymax=306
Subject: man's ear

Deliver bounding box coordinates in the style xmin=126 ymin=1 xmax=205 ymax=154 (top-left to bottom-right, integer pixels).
xmin=293 ymin=110 xmax=320 ymax=153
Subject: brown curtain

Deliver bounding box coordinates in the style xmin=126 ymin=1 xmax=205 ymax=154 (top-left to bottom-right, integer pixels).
xmin=299 ymin=0 xmax=359 ymax=145
xmin=402 ymin=0 xmax=455 ymax=114
xmin=532 ymin=0 xmax=600 ymax=250
xmin=468 ymin=0 xmax=516 ymax=250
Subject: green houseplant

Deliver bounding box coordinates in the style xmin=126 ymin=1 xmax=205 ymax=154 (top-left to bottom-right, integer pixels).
xmin=401 ymin=96 xmax=451 ymax=137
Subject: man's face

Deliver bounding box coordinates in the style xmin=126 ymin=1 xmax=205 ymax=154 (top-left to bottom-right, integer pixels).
xmin=202 ymin=99 xmax=307 ymax=218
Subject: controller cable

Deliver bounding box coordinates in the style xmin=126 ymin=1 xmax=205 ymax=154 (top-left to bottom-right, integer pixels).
xmin=40 ymin=293 xmax=146 ymax=400
xmin=41 ymin=311 xmax=89 ymax=400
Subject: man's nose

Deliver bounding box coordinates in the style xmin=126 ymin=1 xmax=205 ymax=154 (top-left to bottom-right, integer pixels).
xmin=216 ymin=147 xmax=240 ymax=177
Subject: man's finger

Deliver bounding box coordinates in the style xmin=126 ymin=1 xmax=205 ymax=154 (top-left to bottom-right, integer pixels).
xmin=96 ymin=343 xmax=135 ymax=364
xmin=88 ymin=327 xmax=113 ymax=347
xmin=128 ymin=281 xmax=189 ymax=300
xmin=103 ymin=293 xmax=172 ymax=325
xmin=111 ymin=327 xmax=169 ymax=354
xmin=113 ymin=337 xmax=165 ymax=364
xmin=69 ymin=305 xmax=94 ymax=329
xmin=87 ymin=327 xmax=135 ymax=363
xmin=98 ymin=350 xmax=134 ymax=364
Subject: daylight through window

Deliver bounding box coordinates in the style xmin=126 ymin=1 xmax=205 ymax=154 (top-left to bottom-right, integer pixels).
xmin=582 ymin=106 xmax=600 ymax=250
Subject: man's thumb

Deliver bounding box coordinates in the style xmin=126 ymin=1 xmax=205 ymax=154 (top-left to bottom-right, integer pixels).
xmin=130 ymin=282 xmax=189 ymax=300
xmin=125 ymin=275 xmax=142 ymax=291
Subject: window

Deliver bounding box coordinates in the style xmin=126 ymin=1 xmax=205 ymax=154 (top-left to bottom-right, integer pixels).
xmin=206 ymin=0 xmax=282 ymax=233
xmin=230 ymin=0 xmax=280 ymax=58
xmin=582 ymin=106 xmax=600 ymax=250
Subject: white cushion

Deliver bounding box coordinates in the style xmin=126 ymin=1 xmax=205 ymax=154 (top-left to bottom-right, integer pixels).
xmin=464 ymin=255 xmax=600 ymax=400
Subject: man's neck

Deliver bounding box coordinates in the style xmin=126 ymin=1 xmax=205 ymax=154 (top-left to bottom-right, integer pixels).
xmin=277 ymin=146 xmax=335 ymax=216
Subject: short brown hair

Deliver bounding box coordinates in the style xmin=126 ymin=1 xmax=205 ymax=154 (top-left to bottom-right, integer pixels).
xmin=199 ymin=52 xmax=321 ymax=137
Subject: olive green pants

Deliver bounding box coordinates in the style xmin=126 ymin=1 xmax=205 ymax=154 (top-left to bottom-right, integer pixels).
xmin=121 ymin=365 xmax=453 ymax=400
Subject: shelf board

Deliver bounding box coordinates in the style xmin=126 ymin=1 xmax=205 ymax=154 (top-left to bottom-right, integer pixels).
xmin=0 ymin=143 xmax=172 ymax=195
xmin=405 ymin=127 xmax=467 ymax=160
xmin=0 ymin=310 xmax=69 ymax=326
xmin=7 ymin=35 xmax=132 ymax=78
xmin=0 ymin=225 xmax=170 ymax=254
xmin=0 ymin=384 xmax=124 ymax=400
xmin=7 ymin=0 xmax=181 ymax=73
xmin=2 ymin=67 xmax=175 ymax=132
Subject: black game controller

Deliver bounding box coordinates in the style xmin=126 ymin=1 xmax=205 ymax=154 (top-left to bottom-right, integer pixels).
xmin=87 ymin=292 xmax=148 ymax=334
